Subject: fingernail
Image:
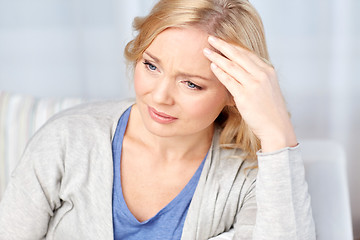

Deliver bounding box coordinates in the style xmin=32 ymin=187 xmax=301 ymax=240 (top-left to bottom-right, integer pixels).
xmin=211 ymin=63 xmax=218 ymax=70
xmin=208 ymin=36 xmax=216 ymax=43
xmin=203 ymin=48 xmax=212 ymax=55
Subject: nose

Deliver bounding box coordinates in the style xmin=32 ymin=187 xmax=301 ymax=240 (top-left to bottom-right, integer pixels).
xmin=151 ymin=76 xmax=175 ymax=105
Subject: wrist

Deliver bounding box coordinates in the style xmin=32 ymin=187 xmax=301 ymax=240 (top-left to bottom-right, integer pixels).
xmin=260 ymin=131 xmax=298 ymax=153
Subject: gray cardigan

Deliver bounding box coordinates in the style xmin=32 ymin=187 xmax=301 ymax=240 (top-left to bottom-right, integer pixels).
xmin=0 ymin=100 xmax=315 ymax=240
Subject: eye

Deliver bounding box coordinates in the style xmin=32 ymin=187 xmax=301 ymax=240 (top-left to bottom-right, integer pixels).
xmin=143 ymin=60 xmax=157 ymax=71
xmin=184 ymin=81 xmax=202 ymax=90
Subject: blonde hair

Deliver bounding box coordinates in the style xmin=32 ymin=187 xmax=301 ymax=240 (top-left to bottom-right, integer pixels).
xmin=125 ymin=0 xmax=271 ymax=160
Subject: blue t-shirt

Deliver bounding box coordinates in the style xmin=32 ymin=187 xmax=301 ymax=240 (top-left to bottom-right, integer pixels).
xmin=112 ymin=106 xmax=206 ymax=240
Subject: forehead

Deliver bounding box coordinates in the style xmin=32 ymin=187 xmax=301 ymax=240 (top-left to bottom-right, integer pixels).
xmin=145 ymin=27 xmax=213 ymax=75
xmin=151 ymin=26 xmax=209 ymax=45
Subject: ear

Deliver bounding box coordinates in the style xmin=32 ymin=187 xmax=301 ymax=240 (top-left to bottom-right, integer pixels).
xmin=226 ymin=94 xmax=236 ymax=107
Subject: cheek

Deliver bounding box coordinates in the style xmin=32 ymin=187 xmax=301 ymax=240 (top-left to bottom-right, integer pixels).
xmin=184 ymin=90 xmax=229 ymax=122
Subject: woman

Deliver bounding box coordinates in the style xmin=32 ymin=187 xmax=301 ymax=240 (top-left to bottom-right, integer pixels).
xmin=0 ymin=0 xmax=316 ymax=239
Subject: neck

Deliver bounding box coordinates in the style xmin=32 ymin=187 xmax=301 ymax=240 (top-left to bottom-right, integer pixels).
xmin=127 ymin=104 xmax=213 ymax=163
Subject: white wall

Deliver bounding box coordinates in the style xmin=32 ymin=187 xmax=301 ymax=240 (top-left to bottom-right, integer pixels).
xmin=0 ymin=0 xmax=156 ymax=99
xmin=0 ymin=0 xmax=359 ymax=237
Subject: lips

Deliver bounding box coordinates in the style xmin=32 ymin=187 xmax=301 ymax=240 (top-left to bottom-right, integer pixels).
xmin=148 ymin=106 xmax=178 ymax=124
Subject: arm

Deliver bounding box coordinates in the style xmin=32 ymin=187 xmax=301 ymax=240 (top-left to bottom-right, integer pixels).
xmin=203 ymin=36 xmax=315 ymax=239
xmin=0 ymin=123 xmax=63 ymax=239
xmin=209 ymin=146 xmax=315 ymax=240
xmin=253 ymin=145 xmax=315 ymax=239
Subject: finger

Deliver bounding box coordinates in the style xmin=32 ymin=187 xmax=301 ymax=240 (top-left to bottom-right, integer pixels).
xmin=203 ymin=47 xmax=251 ymax=86
xmin=232 ymin=44 xmax=272 ymax=69
xmin=208 ymin=36 xmax=269 ymax=73
xmin=206 ymin=37 xmax=277 ymax=86
xmin=210 ymin=62 xmax=244 ymax=99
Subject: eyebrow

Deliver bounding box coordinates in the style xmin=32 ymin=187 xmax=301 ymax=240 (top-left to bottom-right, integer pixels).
xmin=144 ymin=51 xmax=161 ymax=64
xmin=143 ymin=51 xmax=213 ymax=82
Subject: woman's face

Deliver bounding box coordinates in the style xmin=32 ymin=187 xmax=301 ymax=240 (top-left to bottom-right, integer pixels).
xmin=134 ymin=27 xmax=232 ymax=138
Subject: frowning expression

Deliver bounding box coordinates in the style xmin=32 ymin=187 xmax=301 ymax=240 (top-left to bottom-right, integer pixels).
xmin=134 ymin=27 xmax=232 ymax=138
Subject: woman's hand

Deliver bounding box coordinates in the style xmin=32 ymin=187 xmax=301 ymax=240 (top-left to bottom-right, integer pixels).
xmin=203 ymin=36 xmax=297 ymax=153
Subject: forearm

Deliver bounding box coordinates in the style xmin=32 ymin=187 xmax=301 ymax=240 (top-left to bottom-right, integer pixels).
xmin=0 ymin=181 xmax=51 ymax=239
xmin=254 ymin=145 xmax=316 ymax=239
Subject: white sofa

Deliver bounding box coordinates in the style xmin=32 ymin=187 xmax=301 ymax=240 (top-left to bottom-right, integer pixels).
xmin=300 ymin=140 xmax=353 ymax=239
xmin=0 ymin=91 xmax=353 ymax=239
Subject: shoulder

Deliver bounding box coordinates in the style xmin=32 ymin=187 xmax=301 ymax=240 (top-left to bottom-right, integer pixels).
xmin=184 ymin=129 xmax=257 ymax=237
xmin=200 ymin=127 xmax=258 ymax=200
xmin=49 ymin=99 xmax=134 ymax=126
xmin=211 ymin=127 xmax=258 ymax=180
xmin=27 ymin=99 xmax=135 ymax=151
xmin=38 ymin=99 xmax=133 ymax=133
xmin=16 ymin=99 xmax=135 ymax=179
xmin=212 ymin=145 xmax=258 ymax=188
xmin=207 ymin=128 xmax=258 ymax=205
